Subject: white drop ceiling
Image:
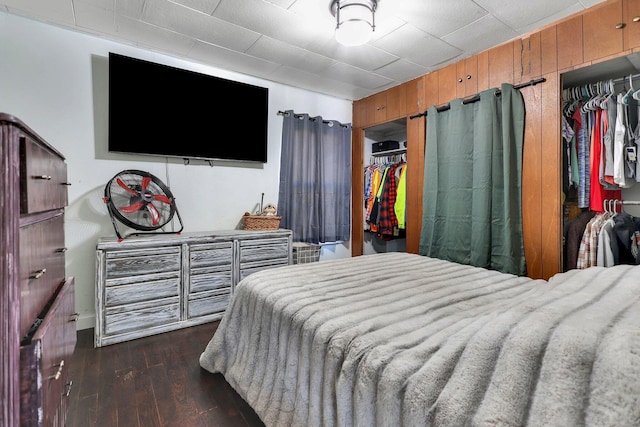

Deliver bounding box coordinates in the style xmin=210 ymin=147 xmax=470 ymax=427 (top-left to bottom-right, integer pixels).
xmin=1 ymin=0 xmax=609 ymax=101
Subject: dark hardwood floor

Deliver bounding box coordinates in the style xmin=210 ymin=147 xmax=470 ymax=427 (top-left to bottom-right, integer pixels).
xmin=66 ymin=321 xmax=265 ymax=427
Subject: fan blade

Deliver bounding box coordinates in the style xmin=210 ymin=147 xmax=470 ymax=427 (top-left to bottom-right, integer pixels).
xmin=153 ymin=194 xmax=172 ymax=204
xmin=119 ymin=201 xmax=145 ymax=214
xmin=116 ymin=177 xmax=140 ymax=196
xmin=147 ymin=203 xmax=161 ymax=226
xmin=141 ymin=176 xmax=152 ymax=190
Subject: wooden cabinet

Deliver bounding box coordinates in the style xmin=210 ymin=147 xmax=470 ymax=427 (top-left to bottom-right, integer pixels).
xmin=1 ymin=113 xmax=75 ymax=427
xmin=456 ymin=56 xmax=478 ymax=98
xmin=438 ymin=63 xmax=458 ymax=104
xmin=357 ymin=84 xmax=408 ymax=128
xmin=556 ymin=14 xmax=583 ymax=71
xmin=583 ymin=0 xmax=625 ymax=63
xmin=404 ymin=76 xmax=426 ymax=115
xmin=624 ymin=0 xmax=640 ymax=50
xmin=95 ymin=229 xmax=292 ymax=347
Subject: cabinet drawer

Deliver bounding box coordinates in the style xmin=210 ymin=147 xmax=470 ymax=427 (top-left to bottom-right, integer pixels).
xmin=190 ymin=242 xmax=233 ymax=267
xmin=240 ymin=258 xmax=290 ymax=281
xmin=190 ymin=267 xmax=232 ymax=293
xmin=104 ymin=275 xmax=180 ymax=306
xmin=105 ymin=246 xmax=180 ymax=278
xmin=20 ymin=278 xmax=76 ymax=427
xmin=20 ymin=214 xmax=66 ymax=338
xmin=104 ymin=296 xmax=180 ymax=335
xmin=187 ymin=292 xmax=230 ymax=318
xmin=20 ymin=135 xmax=68 ymax=214
xmin=239 ymin=237 xmax=290 ymax=262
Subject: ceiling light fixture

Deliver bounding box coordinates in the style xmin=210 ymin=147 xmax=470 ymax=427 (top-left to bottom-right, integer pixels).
xmin=330 ymin=0 xmax=378 ymax=47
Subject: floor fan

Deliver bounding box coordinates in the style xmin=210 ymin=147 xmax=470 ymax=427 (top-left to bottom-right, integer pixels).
xmin=103 ymin=169 xmax=183 ymax=240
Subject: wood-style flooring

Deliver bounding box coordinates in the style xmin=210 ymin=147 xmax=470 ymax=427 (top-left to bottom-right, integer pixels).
xmin=66 ymin=321 xmax=265 ymax=427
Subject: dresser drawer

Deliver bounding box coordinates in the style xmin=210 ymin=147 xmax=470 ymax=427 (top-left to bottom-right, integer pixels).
xmin=19 ymin=214 xmax=66 ymax=338
xmin=20 ymin=278 xmax=76 ymax=427
xmin=190 ymin=242 xmax=233 ymax=267
xmin=104 ymin=274 xmax=180 ymax=306
xmin=104 ymin=296 xmax=180 ymax=335
xmin=104 ymin=246 xmax=181 ymax=279
xmin=187 ymin=291 xmax=230 ymax=318
xmin=240 ymin=258 xmax=290 ymax=281
xmin=190 ymin=267 xmax=232 ymax=293
xmin=20 ymin=135 xmax=68 ymax=214
xmin=239 ymin=237 xmax=290 ymax=262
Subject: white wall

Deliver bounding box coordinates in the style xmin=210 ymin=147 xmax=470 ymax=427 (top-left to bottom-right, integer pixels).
xmin=0 ymin=11 xmax=353 ymax=330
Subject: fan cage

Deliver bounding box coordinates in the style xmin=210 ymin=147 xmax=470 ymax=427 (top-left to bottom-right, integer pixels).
xmin=103 ymin=169 xmax=184 ymax=240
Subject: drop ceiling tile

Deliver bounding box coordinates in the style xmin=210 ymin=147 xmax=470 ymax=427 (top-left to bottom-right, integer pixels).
xmin=374 ymin=58 xmax=430 ymax=83
xmin=443 ymin=14 xmax=518 ymax=58
xmin=116 ymin=0 xmax=145 ymax=20
xmin=519 ymin=4 xmax=585 ymax=33
xmin=1 ymin=0 xmax=74 ymax=25
xmin=474 ymin=0 xmax=587 ymax=31
xmin=307 ymin=38 xmax=400 ymax=72
xmin=247 ymin=36 xmax=336 ymax=75
xmin=579 ymin=0 xmax=606 ymax=7
xmin=169 ymin=0 xmax=221 ymax=15
xmin=142 ymin=0 xmax=260 ymax=51
xmin=266 ymin=64 xmax=364 ymax=100
xmin=327 ymin=62 xmax=393 ymax=89
xmin=187 ymin=38 xmax=281 ymax=76
xmin=386 ymin=0 xmax=488 ymax=38
xmin=74 ymin=1 xmax=117 ymax=33
xmin=373 ymin=24 xmax=462 ymax=69
xmin=213 ymin=0 xmax=327 ymax=48
xmin=113 ymin=15 xmax=196 ymax=56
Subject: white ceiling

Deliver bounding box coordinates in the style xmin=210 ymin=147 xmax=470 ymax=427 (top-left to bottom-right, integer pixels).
xmin=1 ymin=0 xmax=606 ymax=101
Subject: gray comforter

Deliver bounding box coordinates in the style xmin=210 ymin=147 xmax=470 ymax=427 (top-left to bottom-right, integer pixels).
xmin=199 ymin=252 xmax=640 ymax=426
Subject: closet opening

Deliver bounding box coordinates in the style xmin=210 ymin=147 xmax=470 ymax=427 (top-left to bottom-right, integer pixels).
xmin=363 ymin=118 xmax=407 ymax=254
xmin=561 ymin=52 xmax=640 ymax=271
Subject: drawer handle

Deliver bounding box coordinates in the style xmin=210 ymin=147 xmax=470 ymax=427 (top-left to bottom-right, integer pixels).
xmin=57 ymin=247 xmax=68 ymax=253
xmin=70 ymin=312 xmax=80 ymax=322
xmin=50 ymin=360 xmax=64 ymax=381
xmin=61 ymin=182 xmax=72 ymax=186
xmin=64 ymin=380 xmax=73 ymax=397
xmin=34 ymin=175 xmax=52 ymax=180
xmin=30 ymin=268 xmax=47 ymax=279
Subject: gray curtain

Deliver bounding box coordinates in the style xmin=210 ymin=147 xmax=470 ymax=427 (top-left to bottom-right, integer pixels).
xmin=278 ymin=110 xmax=351 ymax=243
xmin=419 ymin=84 xmax=526 ymax=275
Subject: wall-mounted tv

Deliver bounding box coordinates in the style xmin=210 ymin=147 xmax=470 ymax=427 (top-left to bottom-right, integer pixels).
xmin=108 ymin=52 xmax=269 ymax=163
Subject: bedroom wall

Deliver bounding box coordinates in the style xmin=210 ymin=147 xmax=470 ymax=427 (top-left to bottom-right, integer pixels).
xmin=0 ymin=11 xmax=353 ymax=330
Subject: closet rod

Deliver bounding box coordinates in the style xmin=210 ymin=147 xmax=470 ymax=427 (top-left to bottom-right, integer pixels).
xmin=409 ymin=77 xmax=547 ymax=120
xmin=277 ymin=110 xmax=350 ymax=128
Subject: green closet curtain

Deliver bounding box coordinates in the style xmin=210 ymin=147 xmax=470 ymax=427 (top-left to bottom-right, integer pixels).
xmin=419 ymin=83 xmax=526 ymax=275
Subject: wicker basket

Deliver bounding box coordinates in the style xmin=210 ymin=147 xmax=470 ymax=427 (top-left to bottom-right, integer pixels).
xmin=243 ymin=214 xmax=281 ymax=230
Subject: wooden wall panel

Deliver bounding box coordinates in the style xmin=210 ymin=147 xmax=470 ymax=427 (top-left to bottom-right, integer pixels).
xmin=540 ymin=72 xmax=562 ymax=279
xmin=556 ymin=15 xmax=583 ymax=71
xmin=476 ymin=51 xmax=489 ymax=92
xmin=424 ymin=71 xmax=439 ymax=109
xmin=406 ymin=115 xmax=425 ymax=254
xmin=520 ymin=83 xmax=543 ymax=279
xmin=488 ymin=42 xmax=515 ymax=87
xmin=541 ymin=26 xmax=558 ymax=75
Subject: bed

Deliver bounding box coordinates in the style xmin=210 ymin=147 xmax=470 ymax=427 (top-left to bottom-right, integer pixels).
xmin=199 ymin=252 xmax=640 ymax=426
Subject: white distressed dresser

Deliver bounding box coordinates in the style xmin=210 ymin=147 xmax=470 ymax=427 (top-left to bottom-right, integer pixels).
xmin=94 ymin=229 xmax=292 ymax=347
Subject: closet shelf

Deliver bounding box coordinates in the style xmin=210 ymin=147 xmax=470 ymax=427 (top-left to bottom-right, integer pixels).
xmin=371 ymin=148 xmax=406 ymax=157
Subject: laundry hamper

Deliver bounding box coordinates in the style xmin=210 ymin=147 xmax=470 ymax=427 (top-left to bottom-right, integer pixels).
xmin=292 ymin=242 xmax=321 ymax=264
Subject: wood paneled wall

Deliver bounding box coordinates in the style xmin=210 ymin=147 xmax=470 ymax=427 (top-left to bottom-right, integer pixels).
xmin=352 ymin=0 xmax=640 ymax=280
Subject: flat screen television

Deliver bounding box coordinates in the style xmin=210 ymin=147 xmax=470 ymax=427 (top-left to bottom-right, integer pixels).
xmin=108 ymin=52 xmax=269 ymax=163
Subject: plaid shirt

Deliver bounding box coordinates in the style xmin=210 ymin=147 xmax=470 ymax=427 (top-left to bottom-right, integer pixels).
xmin=377 ymin=164 xmax=399 ymax=240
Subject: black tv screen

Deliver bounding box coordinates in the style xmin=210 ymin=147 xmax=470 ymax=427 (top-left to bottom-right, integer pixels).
xmin=108 ymin=52 xmax=269 ymax=163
